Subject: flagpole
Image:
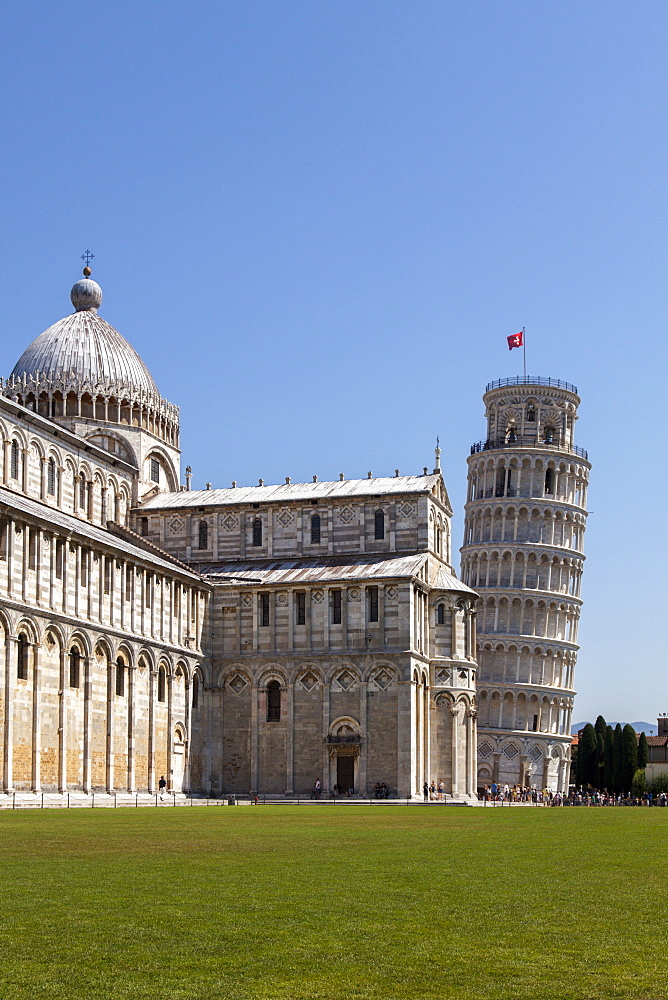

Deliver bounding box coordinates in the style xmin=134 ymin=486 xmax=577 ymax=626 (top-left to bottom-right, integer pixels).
xmin=522 ymin=327 xmax=526 ymax=380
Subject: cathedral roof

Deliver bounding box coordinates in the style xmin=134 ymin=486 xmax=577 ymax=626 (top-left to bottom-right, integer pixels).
xmin=141 ymin=474 xmax=445 ymax=509
xmin=8 ymin=272 xmax=159 ymax=396
xmin=200 ymin=553 xmax=473 ymax=592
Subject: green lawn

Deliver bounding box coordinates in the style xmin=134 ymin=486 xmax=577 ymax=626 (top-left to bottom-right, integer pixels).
xmin=0 ymin=805 xmax=666 ymax=999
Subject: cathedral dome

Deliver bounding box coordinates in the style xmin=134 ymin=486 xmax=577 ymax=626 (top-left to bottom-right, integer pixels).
xmin=9 ymin=272 xmax=158 ymax=396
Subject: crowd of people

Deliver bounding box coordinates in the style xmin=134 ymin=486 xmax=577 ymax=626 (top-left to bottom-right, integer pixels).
xmin=479 ymin=783 xmax=668 ymax=806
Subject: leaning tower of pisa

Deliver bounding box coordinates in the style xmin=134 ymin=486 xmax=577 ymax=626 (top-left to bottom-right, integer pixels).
xmin=460 ymin=377 xmax=590 ymax=793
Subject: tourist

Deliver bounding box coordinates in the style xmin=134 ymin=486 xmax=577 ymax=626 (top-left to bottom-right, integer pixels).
xmin=423 ymin=781 xmax=429 ymax=801
xmin=159 ymin=775 xmax=166 ymax=799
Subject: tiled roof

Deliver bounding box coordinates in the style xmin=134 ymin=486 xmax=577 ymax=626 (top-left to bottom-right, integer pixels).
xmin=199 ymin=553 xmax=472 ymax=591
xmin=203 ymin=553 xmax=427 ymax=586
xmin=0 ymin=486 xmax=201 ymax=581
xmin=140 ymin=474 xmax=443 ymax=510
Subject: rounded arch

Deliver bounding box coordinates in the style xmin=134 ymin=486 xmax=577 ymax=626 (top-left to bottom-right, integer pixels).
xmin=328 ymin=715 xmax=360 ymax=736
xmin=115 ymin=642 xmax=134 ymax=667
xmin=67 ymin=629 xmax=92 ymax=657
xmin=258 ymin=666 xmax=288 ymax=688
xmin=14 ymin=616 xmax=40 ymax=645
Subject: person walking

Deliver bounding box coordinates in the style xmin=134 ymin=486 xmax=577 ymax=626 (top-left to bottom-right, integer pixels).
xmin=423 ymin=781 xmax=429 ymax=802
xmin=158 ymin=775 xmax=167 ymax=799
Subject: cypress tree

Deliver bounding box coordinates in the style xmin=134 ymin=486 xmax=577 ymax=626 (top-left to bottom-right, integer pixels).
xmin=638 ymin=731 xmax=649 ymax=771
xmin=603 ymin=725 xmax=614 ymax=790
xmin=612 ymin=723 xmax=623 ymax=793
xmin=579 ymin=723 xmax=598 ymax=788
xmin=621 ymin=724 xmax=638 ymax=794
xmin=593 ymin=715 xmax=607 ymax=790
xmin=596 ymin=733 xmax=605 ymax=789
xmin=594 ymin=715 xmax=607 ymax=742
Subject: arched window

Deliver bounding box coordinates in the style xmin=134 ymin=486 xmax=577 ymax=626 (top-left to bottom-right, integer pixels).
xmin=267 ymin=680 xmax=281 ymax=722
xmin=526 ymin=404 xmax=535 ymax=422
xmin=79 ymin=475 xmax=87 ymax=510
xmin=374 ymin=509 xmax=385 ymax=540
xmin=192 ymin=673 xmax=200 ymax=710
xmin=437 ymin=603 xmax=446 ymax=625
xmin=69 ymin=647 xmax=80 ymax=688
xmin=17 ymin=632 xmax=29 ymax=680
xmin=10 ymin=441 xmax=19 ymax=480
xmin=198 ymin=520 xmax=208 ymax=550
xmin=252 ymin=518 xmax=262 ymax=547
xmin=310 ymin=514 xmax=321 ymax=544
xmin=506 ymin=425 xmax=517 ymax=443
xmin=157 ymin=665 xmax=166 ymax=702
xmin=436 ymin=526 xmax=442 ymax=555
xmin=115 ymin=657 xmax=125 ymax=696
xmin=543 ymin=425 xmax=554 ymax=445
xmin=150 ymin=457 xmax=160 ymax=483
xmin=544 ymin=469 xmax=555 ymax=495
xmin=47 ymin=458 xmax=56 ymax=495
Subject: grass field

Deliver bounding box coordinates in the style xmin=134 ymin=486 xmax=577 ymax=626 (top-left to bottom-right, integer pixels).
xmin=0 ymin=805 xmax=666 ymax=1000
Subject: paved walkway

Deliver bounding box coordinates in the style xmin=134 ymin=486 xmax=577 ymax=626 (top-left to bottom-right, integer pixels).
xmin=0 ymin=791 xmax=475 ymax=810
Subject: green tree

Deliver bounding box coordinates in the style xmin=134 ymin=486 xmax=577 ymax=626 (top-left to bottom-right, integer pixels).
xmin=596 ymin=733 xmax=605 ymax=788
xmin=594 ymin=715 xmax=607 ymax=741
xmin=632 ymin=768 xmax=646 ymax=798
xmin=579 ymin=724 xmax=598 ymax=788
xmin=612 ymin=723 xmax=624 ymax=793
xmin=621 ymin=724 xmax=638 ymax=793
xmin=603 ymin=725 xmax=614 ymax=790
xmin=649 ymin=773 xmax=668 ymax=795
xmin=638 ymin=731 xmax=649 ymax=771
xmin=594 ymin=715 xmax=607 ymax=789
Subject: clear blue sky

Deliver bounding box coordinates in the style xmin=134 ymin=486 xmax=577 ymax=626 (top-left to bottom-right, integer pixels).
xmin=0 ymin=2 xmax=666 ymax=726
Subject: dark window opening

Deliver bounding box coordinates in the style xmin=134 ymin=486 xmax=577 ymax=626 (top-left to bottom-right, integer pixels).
xmin=79 ymin=476 xmax=87 ymax=511
xmin=10 ymin=441 xmax=19 ymax=480
xmin=532 ymin=714 xmax=539 ymax=732
xmin=374 ymin=509 xmax=385 ymax=540
xmin=331 ymin=589 xmax=342 ymax=625
xmin=69 ymin=647 xmax=80 ymax=688
xmin=17 ymin=633 xmax=29 ymax=680
xmin=310 ymin=514 xmax=321 ymax=544
xmin=198 ymin=520 xmax=208 ymax=550
xmin=116 ymin=658 xmax=125 ymax=697
xmin=104 ymin=557 xmax=112 ymax=595
xmin=192 ymin=674 xmax=200 ymax=709
xmin=437 ymin=603 xmax=446 ymax=625
xmin=506 ymin=426 xmax=517 ymax=443
xmin=47 ymin=458 xmax=56 ymax=495
xmin=544 ymin=469 xmax=555 ymax=495
xmin=140 ymin=517 xmax=149 ymax=536
xmin=56 ymin=539 xmax=64 ymax=580
xmin=28 ymin=529 xmax=37 ymax=571
xmin=260 ymin=592 xmax=270 ymax=627
xmin=526 ymin=404 xmax=536 ymax=422
xmin=252 ymin=518 xmax=262 ymax=547
xmin=367 ymin=586 xmax=379 ymax=622
xmin=267 ymin=680 xmax=281 ymax=722
xmin=295 ymin=591 xmax=306 ymax=626
xmin=543 ymin=425 xmax=554 ymax=444
xmin=150 ymin=457 xmax=160 ymax=483
xmin=157 ymin=666 xmax=166 ymax=703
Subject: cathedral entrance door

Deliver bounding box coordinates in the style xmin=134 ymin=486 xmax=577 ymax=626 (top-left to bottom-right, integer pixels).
xmin=337 ymin=755 xmax=354 ymax=794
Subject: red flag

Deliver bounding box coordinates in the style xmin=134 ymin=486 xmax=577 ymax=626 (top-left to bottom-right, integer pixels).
xmin=507 ymin=331 xmax=523 ymax=350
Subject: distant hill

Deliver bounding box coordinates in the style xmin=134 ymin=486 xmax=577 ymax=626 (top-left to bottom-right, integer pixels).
xmin=571 ymin=721 xmax=657 ymax=736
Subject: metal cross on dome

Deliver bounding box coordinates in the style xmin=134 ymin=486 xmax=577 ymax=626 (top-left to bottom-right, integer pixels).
xmin=81 ymin=249 xmax=95 ymax=266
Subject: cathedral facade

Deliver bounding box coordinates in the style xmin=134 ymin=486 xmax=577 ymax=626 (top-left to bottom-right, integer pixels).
xmin=0 ymin=269 xmax=480 ymax=799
